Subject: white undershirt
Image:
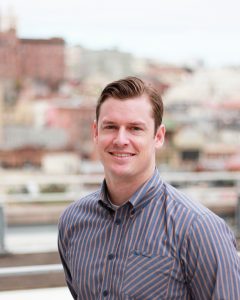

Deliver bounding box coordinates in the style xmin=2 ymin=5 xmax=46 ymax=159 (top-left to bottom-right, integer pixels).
xmin=108 ymin=198 xmax=129 ymax=211
xmin=110 ymin=201 xmax=121 ymax=210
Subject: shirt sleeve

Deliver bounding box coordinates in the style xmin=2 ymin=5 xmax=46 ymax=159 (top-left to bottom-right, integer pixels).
xmin=58 ymin=226 xmax=78 ymax=300
xmin=182 ymin=213 xmax=240 ymax=300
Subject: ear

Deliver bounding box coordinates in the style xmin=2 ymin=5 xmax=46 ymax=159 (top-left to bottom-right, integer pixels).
xmin=92 ymin=120 xmax=98 ymax=143
xmin=155 ymin=124 xmax=165 ymax=149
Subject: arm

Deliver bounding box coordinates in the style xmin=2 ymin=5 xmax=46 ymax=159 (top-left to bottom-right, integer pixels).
xmin=58 ymin=229 xmax=78 ymax=299
xmin=182 ymin=214 xmax=240 ymax=299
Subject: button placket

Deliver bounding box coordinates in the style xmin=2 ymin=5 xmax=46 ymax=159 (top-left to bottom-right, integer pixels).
xmin=106 ymin=210 xmax=122 ymax=262
xmin=115 ymin=218 xmax=121 ymax=225
xmin=108 ymin=253 xmax=115 ymax=260
xmin=130 ymin=209 xmax=135 ymax=218
xmin=103 ymin=290 xmax=109 ymax=297
xmin=101 ymin=209 xmax=124 ymax=298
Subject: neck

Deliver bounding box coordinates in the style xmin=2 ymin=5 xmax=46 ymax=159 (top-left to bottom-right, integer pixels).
xmin=105 ymin=168 xmax=155 ymax=206
xmin=107 ymin=181 xmax=137 ymax=206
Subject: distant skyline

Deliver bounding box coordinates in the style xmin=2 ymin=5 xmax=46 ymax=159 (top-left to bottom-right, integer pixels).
xmin=1 ymin=0 xmax=240 ymax=67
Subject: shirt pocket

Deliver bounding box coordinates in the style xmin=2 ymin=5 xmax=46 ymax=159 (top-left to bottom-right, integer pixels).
xmin=122 ymin=249 xmax=174 ymax=300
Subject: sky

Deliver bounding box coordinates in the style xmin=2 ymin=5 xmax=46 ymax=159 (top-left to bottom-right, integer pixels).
xmin=1 ymin=0 xmax=240 ymax=67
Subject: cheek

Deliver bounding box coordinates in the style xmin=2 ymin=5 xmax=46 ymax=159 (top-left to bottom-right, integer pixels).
xmin=97 ymin=135 xmax=112 ymax=148
xmin=138 ymin=136 xmax=155 ymax=147
xmin=141 ymin=139 xmax=156 ymax=154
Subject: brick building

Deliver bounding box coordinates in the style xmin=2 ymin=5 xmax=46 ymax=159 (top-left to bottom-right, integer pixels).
xmin=0 ymin=28 xmax=65 ymax=87
xmin=0 ymin=29 xmax=19 ymax=79
xmin=0 ymin=125 xmax=69 ymax=168
xmin=47 ymin=99 xmax=96 ymax=159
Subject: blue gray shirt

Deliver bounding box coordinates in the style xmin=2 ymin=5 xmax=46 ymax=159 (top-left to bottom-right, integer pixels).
xmin=58 ymin=169 xmax=240 ymax=299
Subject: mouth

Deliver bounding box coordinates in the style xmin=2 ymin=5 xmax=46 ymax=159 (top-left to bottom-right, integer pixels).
xmin=109 ymin=152 xmax=135 ymax=158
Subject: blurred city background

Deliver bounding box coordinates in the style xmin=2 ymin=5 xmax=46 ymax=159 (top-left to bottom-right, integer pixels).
xmin=0 ymin=0 xmax=240 ymax=298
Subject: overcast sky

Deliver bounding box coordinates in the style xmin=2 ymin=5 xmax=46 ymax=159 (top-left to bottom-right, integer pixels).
xmin=1 ymin=0 xmax=240 ymax=66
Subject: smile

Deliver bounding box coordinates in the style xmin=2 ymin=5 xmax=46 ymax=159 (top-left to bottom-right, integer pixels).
xmin=109 ymin=152 xmax=135 ymax=157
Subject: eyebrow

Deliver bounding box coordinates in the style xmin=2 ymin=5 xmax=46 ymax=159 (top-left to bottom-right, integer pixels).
xmin=101 ymin=120 xmax=147 ymax=128
xmin=101 ymin=120 xmax=115 ymax=125
xmin=128 ymin=122 xmax=147 ymax=128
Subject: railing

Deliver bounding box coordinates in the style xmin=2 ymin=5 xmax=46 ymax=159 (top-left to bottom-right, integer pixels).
xmin=0 ymin=171 xmax=239 ymax=205
xmin=0 ymin=171 xmax=240 ymax=254
xmin=0 ymin=171 xmax=239 ymax=186
xmin=0 ymin=264 xmax=63 ymax=277
xmin=0 ymin=254 xmax=240 ymax=279
xmin=0 ymin=205 xmax=5 ymax=254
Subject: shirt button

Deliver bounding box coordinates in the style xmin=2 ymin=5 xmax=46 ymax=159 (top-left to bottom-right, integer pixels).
xmin=103 ymin=290 xmax=109 ymax=297
xmin=108 ymin=253 xmax=115 ymax=260
xmin=115 ymin=218 xmax=121 ymax=225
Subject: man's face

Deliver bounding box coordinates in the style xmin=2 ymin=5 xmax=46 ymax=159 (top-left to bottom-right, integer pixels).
xmin=93 ymin=95 xmax=165 ymax=183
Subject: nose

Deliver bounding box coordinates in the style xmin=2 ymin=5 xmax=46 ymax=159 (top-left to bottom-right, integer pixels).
xmin=113 ymin=127 xmax=129 ymax=146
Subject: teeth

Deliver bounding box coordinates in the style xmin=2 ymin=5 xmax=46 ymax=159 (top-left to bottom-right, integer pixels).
xmin=112 ymin=153 xmax=132 ymax=157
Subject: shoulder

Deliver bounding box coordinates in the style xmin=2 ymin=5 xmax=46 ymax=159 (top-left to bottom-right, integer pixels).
xmin=163 ymin=181 xmax=215 ymax=219
xmin=162 ymin=184 xmax=239 ymax=263
xmin=187 ymin=209 xmax=237 ymax=249
xmin=58 ymin=189 xmax=100 ymax=228
xmin=165 ymin=182 xmax=239 ymax=256
xmin=162 ymin=182 xmax=236 ymax=244
xmin=164 ymin=182 xmax=234 ymax=232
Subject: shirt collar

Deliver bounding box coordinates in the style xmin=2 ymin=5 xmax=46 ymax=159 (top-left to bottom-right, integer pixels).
xmin=98 ymin=180 xmax=114 ymax=212
xmin=98 ymin=168 xmax=163 ymax=213
xmin=128 ymin=168 xmax=163 ymax=211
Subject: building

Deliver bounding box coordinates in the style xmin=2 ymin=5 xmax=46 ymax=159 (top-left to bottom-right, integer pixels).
xmin=65 ymin=45 xmax=136 ymax=81
xmin=0 ymin=28 xmax=19 ymax=79
xmin=0 ymin=27 xmax=65 ymax=87
xmin=19 ymin=37 xmax=65 ymax=87
xmin=0 ymin=125 xmax=69 ymax=168
xmin=46 ymin=98 xmax=96 ymax=159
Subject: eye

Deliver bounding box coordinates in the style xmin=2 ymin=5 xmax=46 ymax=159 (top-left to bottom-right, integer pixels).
xmin=103 ymin=125 xmax=117 ymax=130
xmin=131 ymin=126 xmax=142 ymax=131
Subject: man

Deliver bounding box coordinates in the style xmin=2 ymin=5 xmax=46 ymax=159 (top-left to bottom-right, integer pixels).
xmin=58 ymin=77 xmax=240 ymax=299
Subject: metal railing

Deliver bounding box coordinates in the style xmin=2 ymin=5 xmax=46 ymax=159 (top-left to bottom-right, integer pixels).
xmin=0 ymin=255 xmax=240 ymax=278
xmin=0 ymin=205 xmax=6 ymax=254
xmin=0 ymin=170 xmax=239 ymax=188
xmin=0 ymin=171 xmax=240 ymax=255
xmin=0 ymin=264 xmax=63 ymax=277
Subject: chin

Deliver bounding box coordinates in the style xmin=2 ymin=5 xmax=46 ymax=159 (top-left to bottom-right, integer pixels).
xmin=107 ymin=167 xmax=133 ymax=178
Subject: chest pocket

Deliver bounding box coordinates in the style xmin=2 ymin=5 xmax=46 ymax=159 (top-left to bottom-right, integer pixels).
xmin=122 ymin=249 xmax=174 ymax=300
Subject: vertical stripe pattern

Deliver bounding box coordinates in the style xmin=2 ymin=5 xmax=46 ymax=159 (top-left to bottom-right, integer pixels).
xmin=58 ymin=169 xmax=240 ymax=299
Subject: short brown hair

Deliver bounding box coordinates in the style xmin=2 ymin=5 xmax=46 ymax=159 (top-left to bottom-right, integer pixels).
xmin=96 ymin=76 xmax=164 ymax=133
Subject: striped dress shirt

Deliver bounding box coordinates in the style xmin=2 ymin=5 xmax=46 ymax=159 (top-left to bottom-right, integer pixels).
xmin=58 ymin=169 xmax=240 ymax=299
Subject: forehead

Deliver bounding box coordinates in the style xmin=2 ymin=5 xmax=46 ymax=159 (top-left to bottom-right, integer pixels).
xmin=99 ymin=95 xmax=153 ymax=121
